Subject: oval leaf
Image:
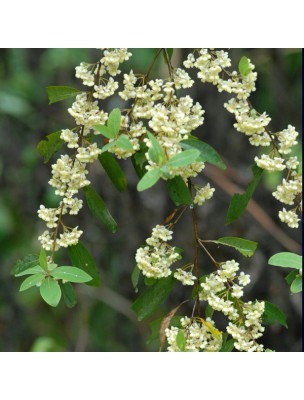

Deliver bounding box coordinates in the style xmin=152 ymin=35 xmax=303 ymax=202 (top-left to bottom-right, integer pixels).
xmin=137 ymin=168 xmax=161 ymax=192
xmin=37 ymin=131 xmax=65 ymax=164
xmin=238 ymin=56 xmax=251 ymax=76
xmin=291 ymin=277 xmax=302 ymax=293
xmin=226 ymin=164 xmax=263 ymax=225
xmin=12 ymin=254 xmax=40 ymax=276
xmin=166 ymin=149 xmax=200 ymax=168
xmin=40 ymin=277 xmax=62 ymax=307
xmin=67 ymin=241 xmax=100 ymax=287
xmin=176 ymin=329 xmax=186 ymax=351
xmin=166 ymin=176 xmax=192 ymax=206
xmin=107 ymin=108 xmax=121 ymax=137
xmin=95 ymin=125 xmax=115 ymax=139
xmin=20 ymin=274 xmax=45 ymax=292
xmin=15 ymin=265 xmax=44 ymax=277
xmin=98 ymin=153 xmax=127 ymax=192
xmin=115 ymin=135 xmax=133 ymax=150
xmin=213 ymin=237 xmax=258 ymax=257
xmin=46 ymin=86 xmax=81 ymax=104
xmin=147 ymin=132 xmax=166 ymax=164
xmin=39 ymin=248 xmax=48 ymax=271
xmin=51 ymin=266 xmax=92 ymax=283
xmin=83 ymin=185 xmax=117 ymax=233
xmin=132 ymin=277 xmax=175 ymax=321
xmin=263 ymin=301 xmax=288 ymax=328
xmin=268 ymin=252 xmax=302 ymax=270
xmin=180 ymin=139 xmax=226 ymax=170
xmin=61 ymin=282 xmax=77 ymax=308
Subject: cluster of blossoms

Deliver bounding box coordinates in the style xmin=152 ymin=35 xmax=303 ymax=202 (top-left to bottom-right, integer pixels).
xmin=38 ymin=49 xmax=131 ymax=252
xmin=165 ymin=316 xmax=222 ymax=352
xmin=199 ymin=259 xmax=265 ymax=352
xmin=135 ymin=225 xmax=181 ymax=278
xmin=193 ymin=183 xmax=215 ymax=206
xmin=184 ymin=49 xmax=302 ymax=229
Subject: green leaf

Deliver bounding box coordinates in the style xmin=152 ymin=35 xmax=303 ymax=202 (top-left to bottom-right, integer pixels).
xmin=205 ymin=304 xmax=214 ymax=319
xmin=37 ymin=131 xmax=65 ymax=164
xmin=98 ymin=153 xmax=127 ymax=192
xmin=268 ymin=252 xmax=302 ymax=270
xmin=39 ymin=248 xmax=48 ymax=271
xmin=176 ymin=329 xmax=186 ymax=351
xmin=290 ymin=277 xmax=302 ymax=293
xmin=212 ymin=237 xmax=258 ymax=257
xmin=166 ymin=176 xmax=192 ymax=206
xmin=147 ymin=132 xmax=166 ymax=164
xmin=40 ymin=277 xmax=62 ymax=307
xmin=180 ymin=139 xmax=226 ymax=170
xmin=46 ymin=86 xmax=81 ymax=104
xmin=83 ymin=185 xmax=117 ymax=233
xmin=137 ymin=168 xmax=161 ymax=192
xmin=238 ymin=56 xmax=251 ymax=76
xmin=144 ymin=276 xmax=158 ymax=286
xmin=95 ymin=124 xmax=115 ymax=139
xmin=107 ymin=108 xmax=121 ymax=137
xmin=166 ymin=149 xmax=200 ymax=168
xmin=220 ymin=338 xmax=234 ymax=352
xmin=115 ymin=135 xmax=133 ymax=150
xmin=12 ymin=254 xmax=40 ymax=276
xmin=226 ymin=164 xmax=263 ymax=224
xmin=132 ymin=151 xmax=148 ymax=179
xmin=61 ymin=282 xmax=77 ymax=308
xmin=67 ymin=241 xmax=100 ymax=287
xmin=132 ymin=277 xmax=175 ymax=321
xmin=285 ymin=269 xmax=298 ymax=285
xmin=100 ymin=141 xmax=116 ymax=153
xmin=263 ymin=301 xmax=288 ymax=328
xmin=19 ymin=274 xmax=45 ymax=292
xmin=131 ymin=265 xmax=140 ymax=293
xmin=51 ymin=266 xmax=92 ymax=283
xmin=15 ymin=265 xmax=44 ymax=277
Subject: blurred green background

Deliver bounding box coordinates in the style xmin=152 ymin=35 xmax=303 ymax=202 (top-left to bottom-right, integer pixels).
xmin=0 ymin=49 xmax=302 ymax=351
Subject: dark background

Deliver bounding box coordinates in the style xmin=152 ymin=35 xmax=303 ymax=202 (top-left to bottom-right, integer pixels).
xmin=0 ymin=48 xmax=302 ymax=351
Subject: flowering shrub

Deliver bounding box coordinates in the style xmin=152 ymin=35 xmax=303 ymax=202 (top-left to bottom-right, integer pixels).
xmin=12 ymin=48 xmax=302 ymax=352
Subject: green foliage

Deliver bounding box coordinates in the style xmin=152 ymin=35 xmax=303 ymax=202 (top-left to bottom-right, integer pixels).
xmin=238 ymin=56 xmax=251 ymax=76
xmin=98 ymin=153 xmax=127 ymax=192
xmin=61 ymin=282 xmax=77 ymax=308
xmin=181 ymin=139 xmax=226 ymax=170
xmin=205 ymin=304 xmax=214 ymax=319
xmin=137 ymin=168 xmax=162 ymax=191
xmin=210 ymin=237 xmax=258 ymax=257
xmin=220 ymin=334 xmax=235 ymax=352
xmin=131 ymin=265 xmax=140 ymax=293
xmin=132 ymin=277 xmax=175 ymax=321
xmin=268 ymin=252 xmax=302 ymax=270
xmin=167 ymin=176 xmax=193 ymax=206
xmin=19 ymin=273 xmax=45 ymax=292
xmin=107 ymin=108 xmax=121 ymax=137
xmin=37 ymin=131 xmax=64 ymax=163
xmin=40 ymin=277 xmax=62 ymax=307
xmin=226 ymin=164 xmax=263 ymax=224
xmin=269 ymin=252 xmax=302 ymax=293
xmin=95 ymin=125 xmax=115 ymax=139
xmin=176 ymin=329 xmax=186 ymax=351
xmin=263 ymin=301 xmax=288 ymax=328
xmin=166 ymin=149 xmax=200 ymax=168
xmin=46 ymin=86 xmax=81 ymax=104
xmin=132 ymin=150 xmax=148 ymax=178
xmin=162 ymin=48 xmax=174 ymax=65
xmin=39 ymin=248 xmax=48 ymax=271
xmin=83 ymin=185 xmax=117 ymax=233
xmin=51 ymin=266 xmax=92 ymax=283
xmin=147 ymin=315 xmax=182 ymax=346
xmin=147 ymin=132 xmax=166 ymax=164
xmin=115 ymin=135 xmax=133 ymax=150
xmin=67 ymin=241 xmax=100 ymax=287
xmin=11 ymin=254 xmax=40 ymax=276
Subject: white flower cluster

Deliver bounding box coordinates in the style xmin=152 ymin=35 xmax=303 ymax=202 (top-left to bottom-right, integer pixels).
xmin=135 ymin=225 xmax=181 ymax=278
xmin=38 ymin=49 xmax=132 ymax=252
xmin=165 ymin=316 xmax=222 ymax=352
xmin=173 ymin=268 xmax=196 ymax=285
xmin=200 ymin=259 xmax=265 ymax=352
xmin=184 ymin=49 xmax=302 ymax=229
xmin=193 ymin=183 xmax=215 ymax=205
